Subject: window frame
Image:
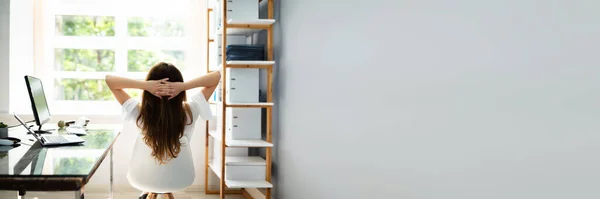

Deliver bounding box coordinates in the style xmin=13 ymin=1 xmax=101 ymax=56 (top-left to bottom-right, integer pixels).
xmin=30 ymin=0 xmax=203 ymax=116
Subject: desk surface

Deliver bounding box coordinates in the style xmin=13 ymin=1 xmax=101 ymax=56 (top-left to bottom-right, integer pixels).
xmin=0 ymin=124 xmax=121 ymax=191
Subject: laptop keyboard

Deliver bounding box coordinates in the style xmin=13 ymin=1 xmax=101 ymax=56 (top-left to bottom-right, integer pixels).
xmin=42 ymin=135 xmax=69 ymax=143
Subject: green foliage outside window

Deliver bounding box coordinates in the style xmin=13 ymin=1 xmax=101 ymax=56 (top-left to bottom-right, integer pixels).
xmin=55 ymin=15 xmax=115 ymax=36
xmin=56 ymin=79 xmax=113 ymax=101
xmin=128 ymin=50 xmax=185 ymax=72
xmin=55 ymin=49 xmax=115 ymax=72
xmin=128 ymin=17 xmax=185 ymax=37
xmin=54 ymin=15 xmax=185 ymax=101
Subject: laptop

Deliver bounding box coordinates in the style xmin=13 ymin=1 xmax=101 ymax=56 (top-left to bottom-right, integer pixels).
xmin=13 ymin=113 xmax=85 ymax=146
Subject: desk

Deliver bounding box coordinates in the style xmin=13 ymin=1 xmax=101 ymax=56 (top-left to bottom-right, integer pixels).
xmin=0 ymin=124 xmax=121 ymax=199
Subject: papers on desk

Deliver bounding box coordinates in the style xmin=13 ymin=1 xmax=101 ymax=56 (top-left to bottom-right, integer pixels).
xmin=66 ymin=126 xmax=87 ymax=135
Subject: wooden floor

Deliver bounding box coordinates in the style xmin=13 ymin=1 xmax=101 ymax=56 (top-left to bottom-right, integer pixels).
xmin=0 ymin=190 xmax=245 ymax=199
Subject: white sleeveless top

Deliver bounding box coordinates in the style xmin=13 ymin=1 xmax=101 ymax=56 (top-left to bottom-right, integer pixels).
xmin=121 ymin=92 xmax=213 ymax=192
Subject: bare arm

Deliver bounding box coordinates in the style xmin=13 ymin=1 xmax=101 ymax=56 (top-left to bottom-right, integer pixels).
xmin=187 ymin=71 xmax=221 ymax=100
xmin=105 ymin=75 xmax=151 ymax=90
xmin=163 ymin=71 xmax=221 ymax=100
xmin=105 ymin=75 xmax=168 ymax=104
xmin=182 ymin=71 xmax=221 ymax=90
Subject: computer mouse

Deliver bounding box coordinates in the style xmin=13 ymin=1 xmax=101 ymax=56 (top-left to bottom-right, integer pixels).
xmin=0 ymin=139 xmax=15 ymax=146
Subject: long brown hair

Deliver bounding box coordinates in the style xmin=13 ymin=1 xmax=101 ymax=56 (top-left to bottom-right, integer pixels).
xmin=136 ymin=62 xmax=193 ymax=164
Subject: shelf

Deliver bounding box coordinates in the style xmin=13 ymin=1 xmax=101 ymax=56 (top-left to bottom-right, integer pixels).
xmin=216 ymin=19 xmax=276 ymax=35
xmin=226 ymin=180 xmax=273 ymax=189
xmin=210 ymin=129 xmax=273 ymax=148
xmin=217 ymin=156 xmax=267 ymax=166
xmin=227 ymin=60 xmax=274 ymax=65
xmin=208 ymin=101 xmax=274 ymax=108
xmin=228 ymin=19 xmax=275 ymax=26
xmin=209 ymin=61 xmax=274 ymax=73
xmin=227 ymin=102 xmax=274 ymax=108
xmin=220 ymin=61 xmax=275 ymax=69
xmin=209 ymin=161 xmax=273 ymax=189
xmin=205 ymin=0 xmax=274 ymax=196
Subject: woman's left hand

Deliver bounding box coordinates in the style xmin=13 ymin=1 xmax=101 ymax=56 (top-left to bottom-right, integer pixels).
xmin=146 ymin=78 xmax=170 ymax=98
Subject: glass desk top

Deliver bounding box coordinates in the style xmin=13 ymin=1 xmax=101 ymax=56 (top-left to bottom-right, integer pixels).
xmin=0 ymin=124 xmax=121 ymax=177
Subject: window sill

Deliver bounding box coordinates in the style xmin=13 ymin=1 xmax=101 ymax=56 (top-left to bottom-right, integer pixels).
xmin=4 ymin=100 xmax=134 ymax=125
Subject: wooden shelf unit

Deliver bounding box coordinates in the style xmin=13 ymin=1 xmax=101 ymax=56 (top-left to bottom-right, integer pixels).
xmin=209 ymin=129 xmax=274 ymax=148
xmin=205 ymin=0 xmax=275 ymax=198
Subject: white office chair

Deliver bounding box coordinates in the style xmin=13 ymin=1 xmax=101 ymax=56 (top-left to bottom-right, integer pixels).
xmin=127 ymin=132 xmax=195 ymax=199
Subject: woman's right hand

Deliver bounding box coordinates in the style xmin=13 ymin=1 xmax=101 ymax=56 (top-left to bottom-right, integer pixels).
xmin=169 ymin=82 xmax=186 ymax=100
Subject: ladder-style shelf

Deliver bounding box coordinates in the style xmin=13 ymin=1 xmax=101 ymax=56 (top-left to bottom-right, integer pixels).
xmin=219 ymin=19 xmax=276 ymax=35
xmin=205 ymin=0 xmax=275 ymax=198
xmin=208 ymin=102 xmax=274 ymax=108
xmin=210 ymin=129 xmax=274 ymax=148
xmin=209 ymin=156 xmax=273 ymax=189
xmin=210 ymin=61 xmax=275 ymax=72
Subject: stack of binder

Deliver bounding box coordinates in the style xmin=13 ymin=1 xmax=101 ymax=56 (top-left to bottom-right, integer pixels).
xmin=225 ymin=45 xmax=265 ymax=61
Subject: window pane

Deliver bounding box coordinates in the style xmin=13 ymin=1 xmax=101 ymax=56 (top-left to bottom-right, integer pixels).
xmin=125 ymin=79 xmax=145 ymax=98
xmin=55 ymin=15 xmax=115 ymax=36
xmin=55 ymin=79 xmax=113 ymax=101
xmin=126 ymin=89 xmax=143 ymax=99
xmin=128 ymin=17 xmax=184 ymax=37
xmin=55 ymin=49 xmax=115 ymax=72
xmin=128 ymin=50 xmax=185 ymax=72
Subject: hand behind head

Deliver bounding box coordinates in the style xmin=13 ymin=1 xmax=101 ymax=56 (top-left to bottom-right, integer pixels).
xmin=156 ymin=81 xmax=185 ymax=100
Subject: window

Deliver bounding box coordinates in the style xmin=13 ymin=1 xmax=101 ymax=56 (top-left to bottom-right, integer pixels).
xmin=25 ymin=0 xmax=205 ymax=115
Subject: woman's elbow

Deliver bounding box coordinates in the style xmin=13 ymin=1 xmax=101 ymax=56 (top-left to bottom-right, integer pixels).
xmin=105 ymin=75 xmax=115 ymax=89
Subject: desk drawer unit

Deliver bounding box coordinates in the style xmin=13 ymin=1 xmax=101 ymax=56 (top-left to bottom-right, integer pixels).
xmin=225 ymin=68 xmax=259 ymax=103
xmin=226 ymin=108 xmax=261 ymax=139
xmin=212 ymin=157 xmax=266 ymax=181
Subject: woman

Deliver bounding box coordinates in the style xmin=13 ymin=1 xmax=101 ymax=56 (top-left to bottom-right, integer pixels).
xmin=105 ymin=62 xmax=221 ymax=198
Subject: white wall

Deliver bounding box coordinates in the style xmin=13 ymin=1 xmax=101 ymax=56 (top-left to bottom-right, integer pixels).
xmin=274 ymin=0 xmax=600 ymax=198
xmin=8 ymin=0 xmax=33 ymax=115
xmin=0 ymin=0 xmax=9 ymax=113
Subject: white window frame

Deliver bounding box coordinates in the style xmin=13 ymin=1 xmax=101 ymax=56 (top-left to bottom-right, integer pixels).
xmin=29 ymin=0 xmax=206 ymax=116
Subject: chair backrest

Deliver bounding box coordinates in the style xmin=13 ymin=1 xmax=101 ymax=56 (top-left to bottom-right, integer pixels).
xmin=127 ymin=132 xmax=195 ymax=193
